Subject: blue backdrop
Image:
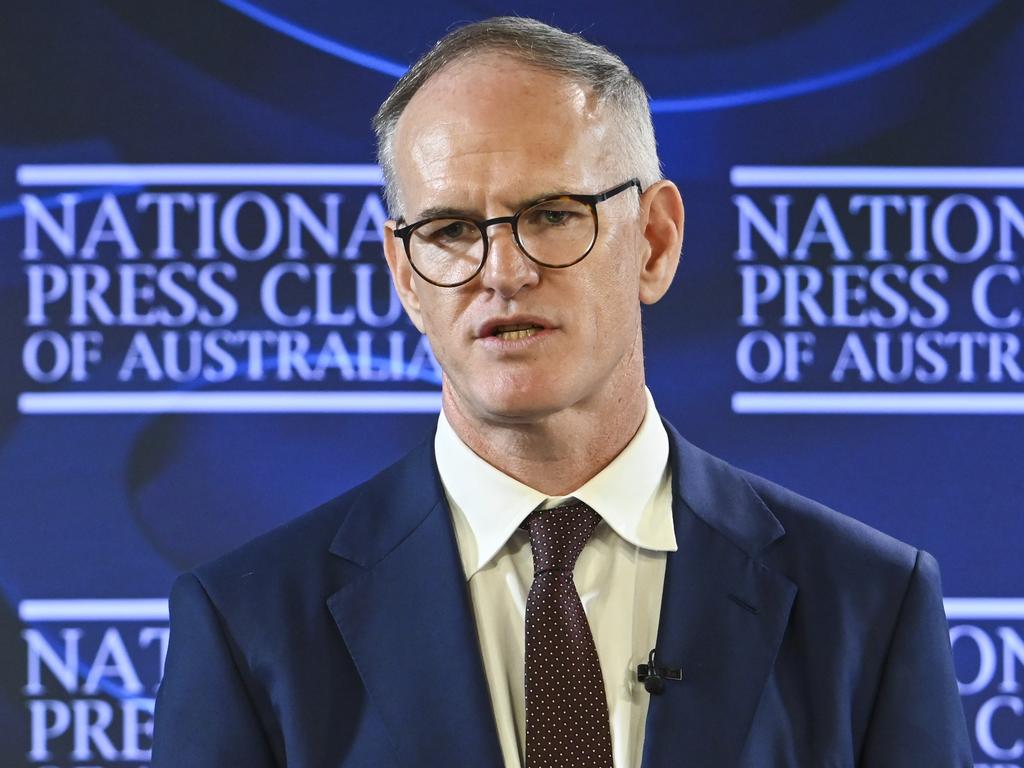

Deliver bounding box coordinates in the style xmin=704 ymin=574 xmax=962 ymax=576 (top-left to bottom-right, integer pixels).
xmin=2 ymin=1 xmax=1022 ymax=765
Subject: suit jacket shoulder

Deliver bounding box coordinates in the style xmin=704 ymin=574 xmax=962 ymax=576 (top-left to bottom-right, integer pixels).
xmin=740 ymin=467 xmax=918 ymax=583
xmin=192 ymin=436 xmax=437 ymax=614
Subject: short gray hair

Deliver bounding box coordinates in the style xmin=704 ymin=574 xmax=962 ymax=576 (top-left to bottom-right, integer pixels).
xmin=372 ymin=16 xmax=662 ymax=217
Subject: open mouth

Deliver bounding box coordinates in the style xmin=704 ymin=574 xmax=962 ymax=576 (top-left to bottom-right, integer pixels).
xmin=491 ymin=323 xmax=544 ymax=340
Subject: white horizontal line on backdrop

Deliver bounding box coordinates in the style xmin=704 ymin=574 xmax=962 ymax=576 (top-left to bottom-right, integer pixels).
xmin=18 ymin=390 xmax=442 ymax=414
xmin=943 ymin=599 xmax=1024 ymax=619
xmin=732 ymin=392 xmax=1024 ymax=415
xmin=16 ymin=163 xmax=384 ymax=186
xmin=730 ymin=165 xmax=1024 ymax=188
xmin=19 ymin=599 xmax=169 ymax=622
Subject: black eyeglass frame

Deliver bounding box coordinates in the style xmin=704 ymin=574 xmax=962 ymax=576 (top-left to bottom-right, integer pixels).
xmin=391 ymin=178 xmax=643 ymax=287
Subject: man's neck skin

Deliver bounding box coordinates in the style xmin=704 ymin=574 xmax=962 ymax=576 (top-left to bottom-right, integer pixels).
xmin=441 ymin=337 xmax=648 ymax=497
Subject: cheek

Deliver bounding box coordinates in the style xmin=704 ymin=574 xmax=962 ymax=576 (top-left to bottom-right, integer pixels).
xmin=581 ymin=233 xmax=643 ymax=341
xmin=415 ymin=290 xmax=467 ymax=361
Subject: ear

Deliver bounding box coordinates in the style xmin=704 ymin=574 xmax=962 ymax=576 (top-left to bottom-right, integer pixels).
xmin=382 ymin=220 xmax=426 ymax=333
xmin=637 ymin=180 xmax=684 ymax=305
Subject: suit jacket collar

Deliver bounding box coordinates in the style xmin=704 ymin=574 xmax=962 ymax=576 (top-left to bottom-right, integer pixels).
xmin=326 ymin=421 xmax=797 ymax=767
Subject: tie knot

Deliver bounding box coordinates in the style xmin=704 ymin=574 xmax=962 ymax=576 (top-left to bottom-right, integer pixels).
xmin=522 ymin=500 xmax=601 ymax=574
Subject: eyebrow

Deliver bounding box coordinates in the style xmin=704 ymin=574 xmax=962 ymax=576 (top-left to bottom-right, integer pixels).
xmin=410 ymin=189 xmax=570 ymax=222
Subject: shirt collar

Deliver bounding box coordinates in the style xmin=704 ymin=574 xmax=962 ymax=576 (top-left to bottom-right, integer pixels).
xmin=435 ymin=387 xmax=677 ymax=579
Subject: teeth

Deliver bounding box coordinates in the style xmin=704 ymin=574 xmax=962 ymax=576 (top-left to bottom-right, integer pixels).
xmin=495 ymin=328 xmax=539 ymax=340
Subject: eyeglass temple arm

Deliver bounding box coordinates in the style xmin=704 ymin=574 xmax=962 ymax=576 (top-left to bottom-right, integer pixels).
xmin=593 ymin=178 xmax=643 ymax=202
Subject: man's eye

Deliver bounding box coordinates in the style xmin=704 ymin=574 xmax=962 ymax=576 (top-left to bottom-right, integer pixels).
xmin=541 ymin=210 xmax=571 ymax=225
xmin=422 ymin=220 xmax=472 ymax=241
xmin=528 ymin=208 xmax=578 ymax=227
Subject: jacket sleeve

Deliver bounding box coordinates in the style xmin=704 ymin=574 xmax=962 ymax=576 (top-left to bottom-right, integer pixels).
xmin=858 ymin=549 xmax=973 ymax=767
xmin=151 ymin=573 xmax=278 ymax=768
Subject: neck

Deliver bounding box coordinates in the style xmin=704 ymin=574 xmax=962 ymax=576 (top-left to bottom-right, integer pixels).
xmin=442 ymin=347 xmax=647 ymax=496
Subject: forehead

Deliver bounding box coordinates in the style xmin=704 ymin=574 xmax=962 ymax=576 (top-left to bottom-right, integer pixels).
xmin=392 ymin=54 xmax=618 ymax=213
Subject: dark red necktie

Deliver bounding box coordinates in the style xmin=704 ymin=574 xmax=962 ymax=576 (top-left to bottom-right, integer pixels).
xmin=522 ymin=500 xmax=613 ymax=768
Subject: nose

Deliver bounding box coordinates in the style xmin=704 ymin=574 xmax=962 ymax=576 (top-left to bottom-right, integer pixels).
xmin=479 ymin=222 xmax=540 ymax=298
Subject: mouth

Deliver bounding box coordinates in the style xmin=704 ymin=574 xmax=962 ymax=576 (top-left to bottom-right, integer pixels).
xmin=477 ymin=316 xmax=555 ymax=344
xmin=491 ymin=323 xmax=545 ymax=340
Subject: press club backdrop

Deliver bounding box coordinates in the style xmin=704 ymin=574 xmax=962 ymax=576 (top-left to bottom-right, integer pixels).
xmin=1 ymin=1 xmax=1022 ymax=765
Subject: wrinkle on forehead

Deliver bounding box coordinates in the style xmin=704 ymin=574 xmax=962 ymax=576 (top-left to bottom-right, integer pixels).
xmin=392 ymin=55 xmax=617 ymax=214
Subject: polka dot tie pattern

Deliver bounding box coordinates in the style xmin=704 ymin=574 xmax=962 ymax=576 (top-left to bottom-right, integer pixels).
xmin=522 ymin=500 xmax=613 ymax=768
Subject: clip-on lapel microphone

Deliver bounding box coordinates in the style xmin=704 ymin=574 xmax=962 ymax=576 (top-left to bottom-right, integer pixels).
xmin=636 ymin=648 xmax=683 ymax=695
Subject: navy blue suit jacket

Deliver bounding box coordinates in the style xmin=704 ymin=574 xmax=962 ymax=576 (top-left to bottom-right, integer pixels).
xmin=151 ymin=422 xmax=971 ymax=767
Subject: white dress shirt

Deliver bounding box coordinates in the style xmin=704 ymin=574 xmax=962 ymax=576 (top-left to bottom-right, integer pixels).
xmin=434 ymin=388 xmax=677 ymax=768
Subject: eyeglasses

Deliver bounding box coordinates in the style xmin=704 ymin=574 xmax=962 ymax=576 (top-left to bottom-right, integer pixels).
xmin=392 ymin=179 xmax=643 ymax=287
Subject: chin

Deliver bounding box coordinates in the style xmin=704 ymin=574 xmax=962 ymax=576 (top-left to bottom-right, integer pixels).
xmin=471 ymin=375 xmax=572 ymax=423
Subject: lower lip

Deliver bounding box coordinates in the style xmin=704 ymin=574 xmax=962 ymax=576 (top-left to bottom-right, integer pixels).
xmin=476 ymin=328 xmax=556 ymax=351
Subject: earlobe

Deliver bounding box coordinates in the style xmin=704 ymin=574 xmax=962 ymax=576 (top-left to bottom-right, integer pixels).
xmin=638 ymin=181 xmax=685 ymax=305
xmin=382 ymin=221 xmax=426 ymax=332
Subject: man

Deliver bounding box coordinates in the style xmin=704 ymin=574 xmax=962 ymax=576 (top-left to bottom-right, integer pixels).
xmin=152 ymin=17 xmax=971 ymax=768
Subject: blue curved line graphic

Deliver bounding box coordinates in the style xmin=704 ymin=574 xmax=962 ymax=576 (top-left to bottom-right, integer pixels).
xmin=218 ymin=1 xmax=994 ymax=114
xmin=218 ymin=0 xmax=409 ymax=78
xmin=650 ymin=6 xmax=992 ymax=113
xmin=0 ymin=186 xmax=142 ymax=221
xmin=172 ymin=350 xmax=442 ymax=389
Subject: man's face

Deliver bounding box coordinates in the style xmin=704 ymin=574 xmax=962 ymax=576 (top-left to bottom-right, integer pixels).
xmin=384 ymin=55 xmax=649 ymax=425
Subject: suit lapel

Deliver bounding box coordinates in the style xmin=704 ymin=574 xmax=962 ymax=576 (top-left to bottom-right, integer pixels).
xmin=326 ymin=440 xmax=503 ymax=767
xmin=642 ymin=424 xmax=797 ymax=767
